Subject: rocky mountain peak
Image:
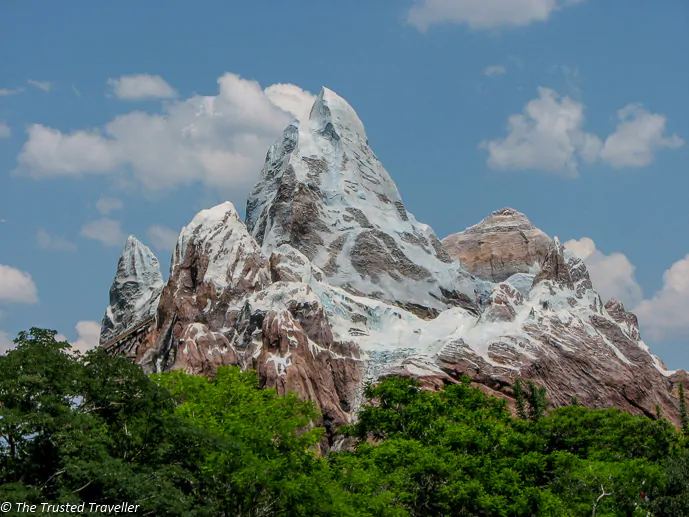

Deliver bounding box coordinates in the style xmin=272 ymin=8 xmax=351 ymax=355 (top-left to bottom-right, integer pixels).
xmin=466 ymin=207 xmax=537 ymax=234
xmin=100 ymin=235 xmax=163 ymax=346
xmin=170 ymin=201 xmax=270 ymax=300
xmin=245 ymin=89 xmax=478 ymax=313
xmin=605 ymin=299 xmax=641 ymax=341
xmin=532 ymin=237 xmax=593 ymax=296
xmin=442 ymin=208 xmax=552 ymax=283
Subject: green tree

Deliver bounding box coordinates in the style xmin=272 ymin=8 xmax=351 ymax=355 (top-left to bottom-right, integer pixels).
xmin=155 ymin=367 xmax=357 ymax=517
xmin=513 ymin=378 xmax=528 ymax=420
xmin=679 ymin=381 xmax=688 ymax=436
xmin=651 ymin=450 xmax=689 ymax=516
xmin=525 ymin=381 xmax=549 ymax=421
xmin=3 ymin=330 xmax=687 ymax=517
xmin=0 ymin=328 xmax=207 ymax=515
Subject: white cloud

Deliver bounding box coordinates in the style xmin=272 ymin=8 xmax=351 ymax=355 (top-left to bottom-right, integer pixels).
xmin=0 ymin=265 xmax=39 ymax=304
xmin=95 ymin=197 xmax=123 ymax=215
xmin=264 ymin=83 xmax=316 ymax=124
xmin=635 ymin=255 xmax=689 ymax=342
xmin=0 ymin=331 xmax=14 ymax=354
xmin=599 ymin=104 xmax=684 ymax=168
xmin=550 ymin=64 xmax=583 ymax=96
xmin=81 ymin=218 xmax=125 ymax=246
xmin=147 ymin=225 xmax=179 ymax=252
xmin=36 ymin=229 xmax=77 ymax=252
xmin=484 ymin=65 xmax=506 ymax=77
xmin=14 ymin=73 xmax=316 ymax=194
xmin=482 ymin=89 xmax=682 ymax=174
xmin=481 ymin=87 xmax=601 ymax=175
xmin=0 ymin=87 xmax=24 ymax=96
xmin=107 ymin=73 xmax=177 ymax=100
xmin=16 ymin=125 xmax=121 ymax=178
xmin=564 ymin=237 xmax=643 ymax=307
xmin=27 ymin=79 xmax=53 ymax=92
xmin=0 ymin=122 xmax=10 ymax=139
xmin=70 ymin=320 xmax=101 ymax=353
xmin=406 ymin=0 xmax=586 ymax=31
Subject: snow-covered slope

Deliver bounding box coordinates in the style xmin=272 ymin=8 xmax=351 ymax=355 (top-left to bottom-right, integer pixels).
xmin=246 ymin=87 xmax=478 ymax=314
xmin=100 ymin=236 xmax=163 ymax=346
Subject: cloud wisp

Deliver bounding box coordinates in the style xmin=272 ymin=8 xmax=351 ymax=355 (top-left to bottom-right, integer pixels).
xmin=27 ymin=79 xmax=54 ymax=92
xmin=81 ymin=219 xmax=125 ymax=247
xmin=107 ymin=74 xmax=177 ymax=100
xmin=36 ymin=230 xmax=78 ymax=253
xmin=406 ymin=0 xmax=587 ymax=32
xmin=95 ymin=197 xmax=123 ymax=216
xmin=147 ymin=225 xmax=179 ymax=252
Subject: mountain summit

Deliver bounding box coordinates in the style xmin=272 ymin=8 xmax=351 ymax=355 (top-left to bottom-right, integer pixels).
xmin=100 ymin=88 xmax=686 ymax=432
xmin=246 ymin=87 xmax=477 ymax=314
xmin=100 ymin=235 xmax=163 ymax=347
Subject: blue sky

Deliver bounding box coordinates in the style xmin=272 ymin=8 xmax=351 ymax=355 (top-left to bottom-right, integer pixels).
xmin=1 ymin=0 xmax=687 ymax=367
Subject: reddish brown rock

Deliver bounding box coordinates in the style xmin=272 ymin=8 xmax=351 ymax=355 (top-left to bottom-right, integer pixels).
xmin=442 ymin=207 xmax=552 ymax=282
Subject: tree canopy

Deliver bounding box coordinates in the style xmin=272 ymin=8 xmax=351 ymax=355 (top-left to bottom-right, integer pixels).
xmin=1 ymin=328 xmax=687 ymax=516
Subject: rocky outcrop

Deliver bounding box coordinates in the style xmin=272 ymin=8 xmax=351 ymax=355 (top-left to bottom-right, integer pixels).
xmin=101 ymin=87 xmax=686 ymax=431
xmin=100 ymin=236 xmax=163 ymax=346
xmin=481 ymin=282 xmax=524 ymax=323
xmin=257 ymin=309 xmax=362 ymax=427
xmin=605 ymin=299 xmax=641 ymax=341
xmin=442 ymin=208 xmax=552 ymax=283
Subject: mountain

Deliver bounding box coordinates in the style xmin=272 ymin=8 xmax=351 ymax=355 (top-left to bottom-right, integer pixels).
xmin=99 ymin=87 xmax=686 ymax=430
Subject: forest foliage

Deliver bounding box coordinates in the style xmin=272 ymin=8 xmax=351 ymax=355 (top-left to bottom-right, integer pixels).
xmin=0 ymin=328 xmax=688 ymax=516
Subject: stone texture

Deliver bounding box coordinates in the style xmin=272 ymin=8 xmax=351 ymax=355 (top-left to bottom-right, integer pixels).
xmin=442 ymin=207 xmax=552 ymax=283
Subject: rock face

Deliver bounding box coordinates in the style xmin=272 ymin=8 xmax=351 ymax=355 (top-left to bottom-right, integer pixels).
xmin=245 ymin=87 xmax=477 ymax=314
xmin=119 ymin=202 xmax=364 ymax=428
xmin=100 ymin=88 xmax=686 ymax=430
xmin=100 ymin=236 xmax=163 ymax=346
xmin=442 ymin=207 xmax=552 ymax=283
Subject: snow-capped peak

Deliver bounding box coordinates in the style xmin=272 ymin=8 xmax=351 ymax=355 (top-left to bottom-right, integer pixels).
xmin=172 ymin=201 xmax=270 ymax=293
xmin=246 ymin=87 xmax=478 ymax=313
xmin=100 ymin=235 xmax=163 ymax=346
xmin=308 ymin=86 xmax=368 ymax=143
